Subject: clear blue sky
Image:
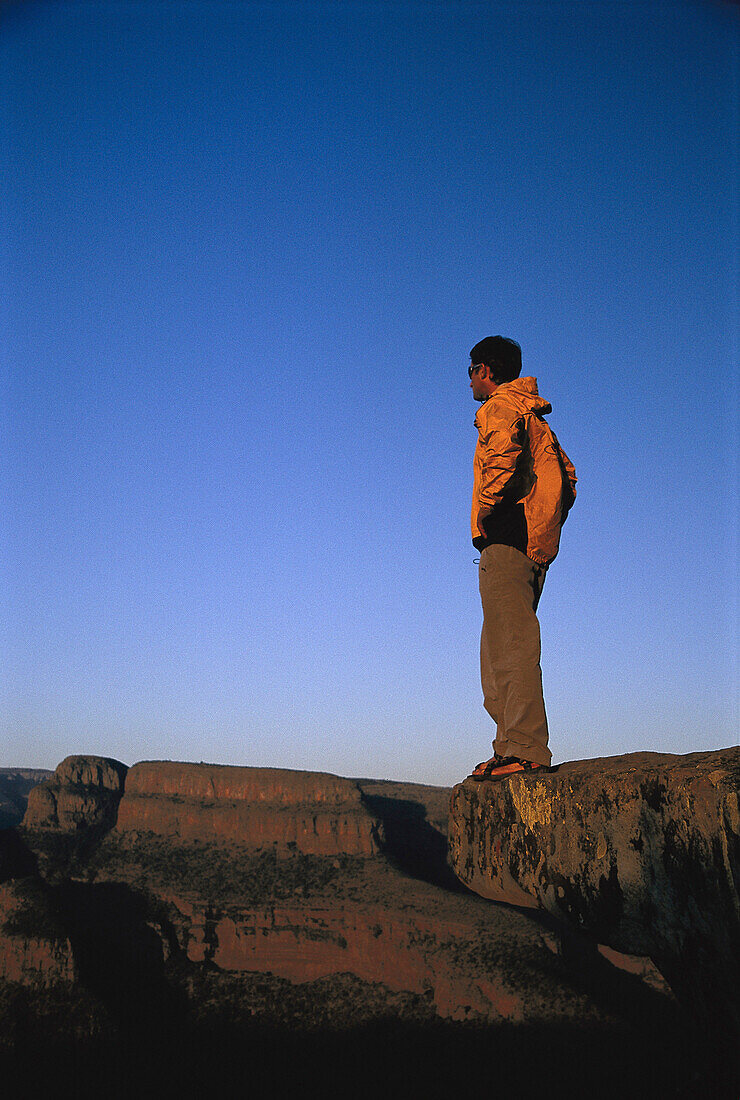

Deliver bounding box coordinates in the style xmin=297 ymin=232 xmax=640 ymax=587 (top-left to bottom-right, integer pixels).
xmin=2 ymin=0 xmax=738 ymax=784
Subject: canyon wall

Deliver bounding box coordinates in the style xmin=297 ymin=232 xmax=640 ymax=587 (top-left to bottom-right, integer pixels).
xmin=115 ymin=761 xmax=382 ymax=856
xmin=3 ymin=752 xmax=737 ymax=1094
xmin=5 ymin=754 xmax=670 ymax=1030
xmin=23 ymin=757 xmax=381 ymax=857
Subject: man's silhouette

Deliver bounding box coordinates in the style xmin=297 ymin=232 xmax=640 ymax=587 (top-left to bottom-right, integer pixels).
xmin=468 ymin=336 xmax=576 ymax=780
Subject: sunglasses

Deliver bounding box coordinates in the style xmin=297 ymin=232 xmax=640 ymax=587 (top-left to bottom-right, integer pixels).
xmin=468 ymin=363 xmax=484 ymax=378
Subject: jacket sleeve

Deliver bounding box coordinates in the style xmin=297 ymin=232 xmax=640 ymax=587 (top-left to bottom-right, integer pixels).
xmin=477 ymin=412 xmax=524 ymax=509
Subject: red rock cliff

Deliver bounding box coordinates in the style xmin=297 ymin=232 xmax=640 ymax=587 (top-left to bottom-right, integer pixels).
xmin=23 ymin=756 xmax=127 ymax=832
xmin=449 ymin=747 xmax=740 ymax=1049
xmin=115 ymin=761 xmax=382 ymax=856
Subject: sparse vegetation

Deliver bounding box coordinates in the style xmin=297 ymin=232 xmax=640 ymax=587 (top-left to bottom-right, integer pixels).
xmin=87 ymin=833 xmax=365 ymax=907
xmin=1 ymin=878 xmax=67 ymax=945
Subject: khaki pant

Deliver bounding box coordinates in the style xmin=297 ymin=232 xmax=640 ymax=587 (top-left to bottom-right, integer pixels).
xmin=478 ymin=543 xmax=551 ymax=767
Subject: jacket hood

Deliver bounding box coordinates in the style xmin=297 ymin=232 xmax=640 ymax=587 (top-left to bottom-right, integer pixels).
xmin=494 ymin=376 xmax=551 ymax=416
xmin=474 ymin=376 xmax=552 ymax=426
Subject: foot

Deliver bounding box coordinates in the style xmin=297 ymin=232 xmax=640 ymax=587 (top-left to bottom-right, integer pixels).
xmin=470 ymin=754 xmax=547 ymax=780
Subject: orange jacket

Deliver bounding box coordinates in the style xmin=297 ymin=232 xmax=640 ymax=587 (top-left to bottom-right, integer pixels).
xmin=471 ymin=377 xmax=577 ymax=566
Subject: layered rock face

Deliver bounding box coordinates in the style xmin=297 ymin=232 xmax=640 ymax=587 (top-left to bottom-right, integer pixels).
xmin=114 ymin=761 xmax=381 ymax=856
xmin=23 ymin=756 xmax=127 ymax=832
xmin=164 ymin=879 xmax=532 ymax=1022
xmin=449 ymin=747 xmax=740 ymax=1047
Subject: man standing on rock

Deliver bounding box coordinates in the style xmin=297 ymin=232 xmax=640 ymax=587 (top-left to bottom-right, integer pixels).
xmin=468 ymin=336 xmax=576 ymax=780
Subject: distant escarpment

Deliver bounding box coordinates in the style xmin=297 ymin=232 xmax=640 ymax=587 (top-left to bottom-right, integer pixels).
xmin=1 ymin=753 xmax=733 ymax=1096
xmin=0 ymin=769 xmax=53 ymax=830
xmin=449 ymin=747 xmax=740 ymax=1055
xmin=116 ymin=760 xmax=381 ymax=856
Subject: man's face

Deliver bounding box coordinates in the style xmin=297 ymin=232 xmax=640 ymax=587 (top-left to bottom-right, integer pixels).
xmin=469 ymin=362 xmax=489 ymax=401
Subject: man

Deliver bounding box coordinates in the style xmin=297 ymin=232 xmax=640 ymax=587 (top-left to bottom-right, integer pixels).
xmin=468 ymin=335 xmax=576 ymax=780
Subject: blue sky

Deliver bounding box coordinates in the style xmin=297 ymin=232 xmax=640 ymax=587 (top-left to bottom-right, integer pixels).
xmin=2 ymin=0 xmax=738 ymax=784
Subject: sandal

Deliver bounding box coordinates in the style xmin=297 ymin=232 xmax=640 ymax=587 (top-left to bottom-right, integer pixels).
xmin=470 ymin=755 xmax=545 ymax=780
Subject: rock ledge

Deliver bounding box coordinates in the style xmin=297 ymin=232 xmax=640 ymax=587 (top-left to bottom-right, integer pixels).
xmin=449 ymin=747 xmax=740 ymax=1045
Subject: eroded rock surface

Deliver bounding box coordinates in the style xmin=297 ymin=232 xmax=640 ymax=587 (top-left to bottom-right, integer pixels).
xmin=115 ymin=761 xmax=382 ymax=856
xmin=23 ymin=756 xmax=128 ymax=832
xmin=449 ymin=747 xmax=740 ymax=1047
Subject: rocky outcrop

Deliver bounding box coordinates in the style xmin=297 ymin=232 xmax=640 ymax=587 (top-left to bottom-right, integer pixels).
xmin=0 ymin=769 xmax=52 ymax=829
xmin=114 ymin=761 xmax=381 ymax=856
xmin=20 ymin=757 xmax=381 ymax=858
xmin=449 ymin=747 xmax=740 ymax=1047
xmin=23 ymin=756 xmax=128 ymax=832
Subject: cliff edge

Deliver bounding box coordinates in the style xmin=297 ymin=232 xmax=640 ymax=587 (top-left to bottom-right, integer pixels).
xmin=449 ymin=747 xmax=740 ymax=1049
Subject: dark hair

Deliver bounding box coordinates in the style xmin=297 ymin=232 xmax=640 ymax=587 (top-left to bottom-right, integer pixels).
xmin=469 ymin=335 xmax=522 ymax=383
